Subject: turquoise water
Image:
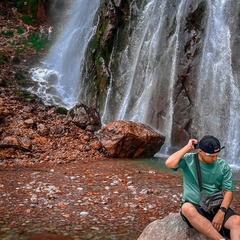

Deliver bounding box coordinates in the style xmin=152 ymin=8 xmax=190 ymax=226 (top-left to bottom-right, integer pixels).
xmin=134 ymin=156 xmax=240 ymax=182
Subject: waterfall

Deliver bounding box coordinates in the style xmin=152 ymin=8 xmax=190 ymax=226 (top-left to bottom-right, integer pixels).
xmin=102 ymin=0 xmax=240 ymax=167
xmin=28 ymin=0 xmax=240 ymax=168
xmin=102 ymin=0 xmax=189 ymax=151
xmin=192 ymin=0 xmax=240 ymax=167
xmin=28 ymin=0 xmax=100 ymax=109
xmin=102 ymin=0 xmax=173 ymax=126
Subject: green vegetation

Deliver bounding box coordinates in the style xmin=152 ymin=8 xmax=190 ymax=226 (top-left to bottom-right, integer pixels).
xmin=29 ymin=32 xmax=51 ymax=50
xmin=1 ymin=28 xmax=51 ymax=52
xmin=16 ymin=90 xmax=37 ymax=100
xmin=21 ymin=15 xmax=34 ymax=25
xmin=14 ymin=0 xmax=38 ymax=18
xmin=56 ymin=107 xmax=68 ymax=115
xmin=91 ymin=35 xmax=98 ymax=50
xmin=15 ymin=0 xmax=27 ymax=9
xmin=1 ymin=30 xmax=14 ymax=38
xmin=0 ymin=53 xmax=8 ymax=65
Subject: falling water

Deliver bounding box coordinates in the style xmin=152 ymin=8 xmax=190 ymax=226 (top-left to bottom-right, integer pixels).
xmin=28 ymin=1 xmax=240 ymax=168
xmin=102 ymin=0 xmax=240 ymax=167
xmin=101 ymin=0 xmax=188 ymax=152
xmin=102 ymin=0 xmax=175 ymax=126
xmin=192 ymin=0 xmax=240 ymax=167
xmin=28 ymin=0 xmax=100 ymax=109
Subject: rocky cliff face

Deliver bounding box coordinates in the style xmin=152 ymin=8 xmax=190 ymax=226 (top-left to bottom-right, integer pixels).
xmin=80 ymin=0 xmax=131 ymax=109
xmin=5 ymin=0 xmax=239 ymax=150
xmin=171 ymin=1 xmax=207 ymax=145
xmin=81 ymin=0 xmax=209 ymax=147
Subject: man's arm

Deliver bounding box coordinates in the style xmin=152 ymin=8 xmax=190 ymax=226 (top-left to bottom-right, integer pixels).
xmin=165 ymin=139 xmax=198 ymax=168
xmin=220 ymin=190 xmax=233 ymax=209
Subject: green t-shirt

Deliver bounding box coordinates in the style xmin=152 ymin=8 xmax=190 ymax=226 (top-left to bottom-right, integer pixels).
xmin=173 ymin=153 xmax=235 ymax=205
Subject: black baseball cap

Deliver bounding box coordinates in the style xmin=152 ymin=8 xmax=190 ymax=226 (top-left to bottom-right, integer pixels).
xmin=196 ymin=135 xmax=225 ymax=154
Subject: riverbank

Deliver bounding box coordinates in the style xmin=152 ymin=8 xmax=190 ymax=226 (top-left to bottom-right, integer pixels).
xmin=1 ymin=153 xmax=240 ymax=240
xmin=0 ymin=156 xmax=183 ymax=240
xmin=1 ymin=84 xmax=240 ymax=240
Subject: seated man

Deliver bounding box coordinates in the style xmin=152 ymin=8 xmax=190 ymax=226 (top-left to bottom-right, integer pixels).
xmin=165 ymin=135 xmax=240 ymax=240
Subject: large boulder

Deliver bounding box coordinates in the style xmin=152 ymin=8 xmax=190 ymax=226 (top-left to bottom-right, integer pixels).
xmin=98 ymin=120 xmax=165 ymax=158
xmin=137 ymin=213 xmax=209 ymax=240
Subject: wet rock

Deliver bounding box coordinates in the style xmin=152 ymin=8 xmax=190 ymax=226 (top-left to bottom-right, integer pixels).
xmin=98 ymin=120 xmax=165 ymax=158
xmin=137 ymin=213 xmax=209 ymax=240
xmin=69 ymin=104 xmax=101 ymax=132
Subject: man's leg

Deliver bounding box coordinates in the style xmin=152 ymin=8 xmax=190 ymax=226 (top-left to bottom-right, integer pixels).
xmin=181 ymin=202 xmax=224 ymax=240
xmin=224 ymin=214 xmax=240 ymax=240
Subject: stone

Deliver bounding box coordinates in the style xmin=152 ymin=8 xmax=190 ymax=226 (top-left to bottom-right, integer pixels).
xmin=37 ymin=123 xmax=49 ymax=136
xmin=19 ymin=137 xmax=32 ymax=150
xmin=24 ymin=119 xmax=35 ymax=128
xmin=137 ymin=213 xmax=209 ymax=240
xmin=89 ymin=140 xmax=102 ymax=150
xmin=98 ymin=120 xmax=165 ymax=158
xmin=1 ymin=136 xmax=19 ymax=146
xmin=69 ymin=104 xmax=101 ymax=132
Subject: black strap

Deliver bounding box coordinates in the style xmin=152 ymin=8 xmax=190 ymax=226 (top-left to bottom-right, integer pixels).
xmin=194 ymin=153 xmax=202 ymax=192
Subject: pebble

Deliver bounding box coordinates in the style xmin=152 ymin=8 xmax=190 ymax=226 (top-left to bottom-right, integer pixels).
xmin=80 ymin=211 xmax=89 ymax=217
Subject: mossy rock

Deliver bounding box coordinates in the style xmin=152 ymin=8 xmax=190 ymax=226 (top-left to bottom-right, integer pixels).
xmin=56 ymin=107 xmax=68 ymax=115
xmin=12 ymin=56 xmax=21 ymax=64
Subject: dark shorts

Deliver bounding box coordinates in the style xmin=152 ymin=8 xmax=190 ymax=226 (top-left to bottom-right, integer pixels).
xmin=180 ymin=202 xmax=236 ymax=238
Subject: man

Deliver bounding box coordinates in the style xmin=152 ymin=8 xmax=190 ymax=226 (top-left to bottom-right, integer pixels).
xmin=165 ymin=135 xmax=240 ymax=240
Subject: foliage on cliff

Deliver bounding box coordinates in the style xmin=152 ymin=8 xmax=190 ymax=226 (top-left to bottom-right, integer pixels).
xmin=83 ymin=0 xmax=131 ymax=109
xmin=0 ymin=0 xmax=51 ymax=90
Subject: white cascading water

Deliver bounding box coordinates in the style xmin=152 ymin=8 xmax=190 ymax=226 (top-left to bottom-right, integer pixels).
xmin=102 ymin=0 xmax=240 ymax=168
xmin=28 ymin=0 xmax=100 ymax=109
xmin=28 ymin=0 xmax=240 ymax=169
xmin=101 ymin=0 xmax=190 ymax=153
xmin=102 ymin=0 xmax=186 ymax=154
xmin=192 ymin=0 xmax=240 ymax=168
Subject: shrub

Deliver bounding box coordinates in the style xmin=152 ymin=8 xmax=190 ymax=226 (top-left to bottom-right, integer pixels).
xmin=29 ymin=33 xmax=50 ymax=50
xmin=1 ymin=30 xmax=14 ymax=38
xmin=16 ymin=27 xmax=25 ymax=34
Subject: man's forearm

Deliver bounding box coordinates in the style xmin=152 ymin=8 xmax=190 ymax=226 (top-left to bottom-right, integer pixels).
xmin=165 ymin=139 xmax=197 ymax=168
xmin=165 ymin=146 xmax=190 ymax=168
xmin=221 ymin=191 xmax=233 ymax=209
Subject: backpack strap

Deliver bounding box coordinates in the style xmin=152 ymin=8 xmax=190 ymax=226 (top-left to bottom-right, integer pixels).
xmin=194 ymin=153 xmax=203 ymax=192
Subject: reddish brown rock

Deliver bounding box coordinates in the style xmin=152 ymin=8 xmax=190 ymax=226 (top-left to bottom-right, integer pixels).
xmin=89 ymin=140 xmax=102 ymax=150
xmin=1 ymin=136 xmax=19 ymax=146
xmin=19 ymin=136 xmax=32 ymax=150
xmin=24 ymin=119 xmax=35 ymax=128
xmin=69 ymin=104 xmax=101 ymax=132
xmin=98 ymin=120 xmax=165 ymax=158
xmin=37 ymin=123 xmax=49 ymax=136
